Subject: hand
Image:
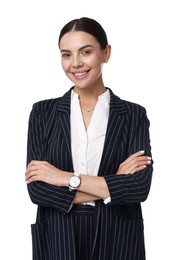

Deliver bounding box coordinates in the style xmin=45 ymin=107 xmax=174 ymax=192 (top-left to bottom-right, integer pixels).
xmin=25 ymin=160 xmax=69 ymax=186
xmin=116 ymin=151 xmax=151 ymax=175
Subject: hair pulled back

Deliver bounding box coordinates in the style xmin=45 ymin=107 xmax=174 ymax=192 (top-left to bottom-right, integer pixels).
xmin=58 ymin=17 xmax=108 ymax=50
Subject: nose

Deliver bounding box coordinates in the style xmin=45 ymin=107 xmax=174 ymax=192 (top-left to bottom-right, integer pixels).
xmin=72 ymin=55 xmax=83 ymax=68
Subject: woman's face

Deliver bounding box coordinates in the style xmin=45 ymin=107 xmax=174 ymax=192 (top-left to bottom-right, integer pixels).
xmin=59 ymin=31 xmax=110 ymax=90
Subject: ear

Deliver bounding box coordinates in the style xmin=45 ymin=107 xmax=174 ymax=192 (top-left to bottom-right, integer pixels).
xmin=103 ymin=44 xmax=111 ymax=63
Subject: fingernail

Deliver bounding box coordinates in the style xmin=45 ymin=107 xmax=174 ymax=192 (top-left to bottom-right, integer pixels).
xmin=147 ymin=157 xmax=152 ymax=160
xmin=140 ymin=150 xmax=145 ymax=154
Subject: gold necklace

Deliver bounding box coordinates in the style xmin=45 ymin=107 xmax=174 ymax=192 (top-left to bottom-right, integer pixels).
xmin=80 ymin=105 xmax=95 ymax=113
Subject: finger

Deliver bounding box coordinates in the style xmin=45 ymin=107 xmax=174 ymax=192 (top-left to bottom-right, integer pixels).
xmin=130 ymin=156 xmax=152 ymax=171
xmin=26 ymin=161 xmax=50 ymax=174
xmin=26 ymin=165 xmax=40 ymax=175
xmin=122 ymin=155 xmax=151 ymax=169
xmin=129 ymin=150 xmax=145 ymax=159
xmin=128 ymin=157 xmax=151 ymax=169
xmin=27 ymin=160 xmax=48 ymax=168
xmin=26 ymin=175 xmax=40 ymax=184
xmin=132 ymin=156 xmax=151 ymax=165
xmin=129 ymin=165 xmax=147 ymax=174
xmin=26 ymin=168 xmax=45 ymax=183
xmin=117 ymin=155 xmax=151 ymax=174
xmin=25 ymin=170 xmax=37 ymax=181
xmin=121 ymin=151 xmax=145 ymax=165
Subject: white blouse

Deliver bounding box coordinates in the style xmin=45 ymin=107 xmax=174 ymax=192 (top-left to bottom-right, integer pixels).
xmin=70 ymin=89 xmax=110 ymax=206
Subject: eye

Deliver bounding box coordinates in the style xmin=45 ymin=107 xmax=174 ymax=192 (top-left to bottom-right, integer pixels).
xmin=82 ymin=50 xmax=91 ymax=56
xmin=61 ymin=53 xmax=71 ymax=59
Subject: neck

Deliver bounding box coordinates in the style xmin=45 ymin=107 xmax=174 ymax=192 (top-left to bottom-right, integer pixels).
xmin=73 ymin=85 xmax=106 ymax=112
xmin=73 ymin=85 xmax=106 ymax=102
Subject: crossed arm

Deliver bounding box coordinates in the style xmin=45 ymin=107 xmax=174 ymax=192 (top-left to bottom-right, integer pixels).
xmin=25 ymin=151 xmax=151 ymax=204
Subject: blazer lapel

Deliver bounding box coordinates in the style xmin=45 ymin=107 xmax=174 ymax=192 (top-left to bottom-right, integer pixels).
xmin=56 ymin=89 xmax=74 ymax=170
xmin=98 ymin=90 xmax=128 ymax=176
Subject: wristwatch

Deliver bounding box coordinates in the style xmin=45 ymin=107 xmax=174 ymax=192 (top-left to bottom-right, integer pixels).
xmin=68 ymin=172 xmax=81 ymax=191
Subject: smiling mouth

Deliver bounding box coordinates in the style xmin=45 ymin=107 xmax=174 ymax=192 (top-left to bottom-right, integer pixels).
xmin=72 ymin=70 xmax=90 ymax=78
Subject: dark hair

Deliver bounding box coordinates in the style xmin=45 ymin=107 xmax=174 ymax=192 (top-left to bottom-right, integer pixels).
xmin=58 ymin=17 xmax=108 ymax=50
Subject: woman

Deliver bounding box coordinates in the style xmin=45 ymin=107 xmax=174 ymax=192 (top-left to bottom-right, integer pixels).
xmin=26 ymin=17 xmax=153 ymax=260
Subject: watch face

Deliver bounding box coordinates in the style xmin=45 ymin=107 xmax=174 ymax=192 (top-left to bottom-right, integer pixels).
xmin=69 ymin=176 xmax=80 ymax=188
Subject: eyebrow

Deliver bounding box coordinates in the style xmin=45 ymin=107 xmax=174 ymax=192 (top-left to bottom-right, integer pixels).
xmin=61 ymin=44 xmax=94 ymax=53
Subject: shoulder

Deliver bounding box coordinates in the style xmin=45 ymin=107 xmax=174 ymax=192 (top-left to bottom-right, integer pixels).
xmin=31 ymin=88 xmax=72 ymax=115
xmin=122 ymin=98 xmax=146 ymax=115
xmin=109 ymin=88 xmax=147 ymax=116
xmin=30 ymin=98 xmax=60 ymax=123
xmin=32 ymin=97 xmax=60 ymax=112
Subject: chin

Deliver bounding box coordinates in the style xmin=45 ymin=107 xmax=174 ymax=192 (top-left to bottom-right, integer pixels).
xmin=73 ymin=81 xmax=90 ymax=89
xmin=74 ymin=85 xmax=89 ymax=89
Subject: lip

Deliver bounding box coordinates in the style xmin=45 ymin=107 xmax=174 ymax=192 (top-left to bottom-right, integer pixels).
xmin=72 ymin=70 xmax=90 ymax=79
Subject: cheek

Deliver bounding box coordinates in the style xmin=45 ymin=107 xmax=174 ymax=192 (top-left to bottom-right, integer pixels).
xmin=90 ymin=52 xmax=105 ymax=67
xmin=61 ymin=61 xmax=69 ymax=73
xmin=88 ymin=56 xmax=102 ymax=68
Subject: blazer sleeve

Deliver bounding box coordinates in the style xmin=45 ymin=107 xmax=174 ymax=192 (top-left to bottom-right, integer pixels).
xmin=104 ymin=106 xmax=153 ymax=205
xmin=26 ymin=101 xmax=75 ymax=214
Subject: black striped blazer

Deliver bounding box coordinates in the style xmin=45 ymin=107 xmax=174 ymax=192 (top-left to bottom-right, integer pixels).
xmin=27 ymin=87 xmax=153 ymax=260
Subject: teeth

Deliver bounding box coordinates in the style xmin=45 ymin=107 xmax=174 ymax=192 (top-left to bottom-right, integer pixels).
xmin=74 ymin=72 xmax=87 ymax=76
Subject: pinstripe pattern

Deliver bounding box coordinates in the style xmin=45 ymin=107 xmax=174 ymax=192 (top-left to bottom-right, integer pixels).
xmin=27 ymin=87 xmax=153 ymax=260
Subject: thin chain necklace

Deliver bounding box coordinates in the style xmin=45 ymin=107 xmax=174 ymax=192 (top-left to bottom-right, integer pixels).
xmin=80 ymin=105 xmax=95 ymax=113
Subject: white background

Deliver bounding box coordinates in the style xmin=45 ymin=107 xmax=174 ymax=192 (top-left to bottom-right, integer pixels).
xmin=0 ymin=0 xmax=180 ymax=259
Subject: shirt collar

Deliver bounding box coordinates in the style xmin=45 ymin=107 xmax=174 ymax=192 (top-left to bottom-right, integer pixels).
xmin=71 ymin=90 xmax=79 ymax=103
xmin=98 ymin=89 xmax=110 ymax=105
